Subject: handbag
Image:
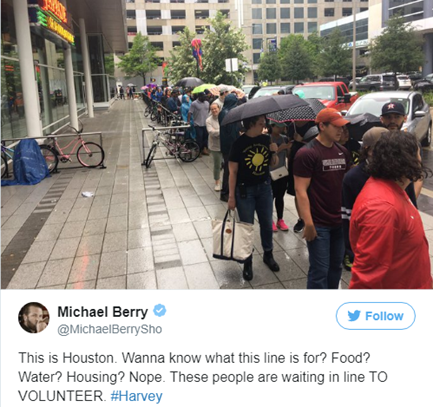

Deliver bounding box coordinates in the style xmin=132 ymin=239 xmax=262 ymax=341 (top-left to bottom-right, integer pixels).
xmin=212 ymin=210 xmax=253 ymax=263
xmin=270 ymin=165 xmax=289 ymax=181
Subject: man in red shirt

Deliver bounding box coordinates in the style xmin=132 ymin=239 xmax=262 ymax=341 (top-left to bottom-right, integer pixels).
xmin=349 ymin=131 xmax=432 ymax=289
xmin=294 ymin=108 xmax=351 ymax=289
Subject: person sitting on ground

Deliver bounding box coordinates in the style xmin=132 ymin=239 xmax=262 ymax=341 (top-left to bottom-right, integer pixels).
xmin=349 ymin=130 xmax=432 ymax=289
xmin=206 ymin=102 xmax=222 ymax=191
xmin=228 ymin=114 xmax=280 ymax=281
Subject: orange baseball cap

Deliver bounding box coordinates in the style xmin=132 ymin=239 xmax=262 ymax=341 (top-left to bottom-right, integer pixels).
xmin=315 ymin=108 xmax=350 ymax=127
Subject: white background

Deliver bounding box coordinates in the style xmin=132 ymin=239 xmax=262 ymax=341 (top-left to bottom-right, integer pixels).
xmin=1 ymin=290 xmax=437 ymax=408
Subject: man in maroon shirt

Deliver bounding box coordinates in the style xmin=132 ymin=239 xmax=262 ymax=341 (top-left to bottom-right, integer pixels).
xmin=294 ymin=108 xmax=351 ymax=289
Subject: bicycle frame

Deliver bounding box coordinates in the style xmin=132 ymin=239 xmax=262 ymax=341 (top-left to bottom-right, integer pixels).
xmin=1 ymin=145 xmax=14 ymax=161
xmin=51 ymin=135 xmax=88 ymax=160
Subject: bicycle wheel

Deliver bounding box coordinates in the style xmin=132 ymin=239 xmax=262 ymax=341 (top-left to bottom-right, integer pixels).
xmin=144 ymin=107 xmax=150 ymax=118
xmin=178 ymin=139 xmax=200 ymax=162
xmin=150 ymin=112 xmax=157 ymax=122
xmin=1 ymin=153 xmax=8 ymax=178
xmin=77 ymin=142 xmax=104 ymax=168
xmin=39 ymin=145 xmax=59 ymax=173
xmin=145 ymin=143 xmax=157 ymax=168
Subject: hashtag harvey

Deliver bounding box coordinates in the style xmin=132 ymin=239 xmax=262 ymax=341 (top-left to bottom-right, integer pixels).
xmin=58 ymin=306 xmax=148 ymax=320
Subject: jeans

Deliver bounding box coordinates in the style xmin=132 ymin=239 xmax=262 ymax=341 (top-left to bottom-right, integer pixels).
xmin=195 ymin=126 xmax=208 ymax=150
xmin=221 ymin=153 xmax=230 ymax=197
xmin=306 ymin=225 xmax=344 ymax=289
xmin=236 ymin=180 xmax=273 ymax=252
xmin=211 ymin=151 xmax=222 ymax=181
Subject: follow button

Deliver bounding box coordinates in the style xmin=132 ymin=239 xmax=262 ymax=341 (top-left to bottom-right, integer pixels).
xmin=336 ymin=302 xmax=416 ymax=330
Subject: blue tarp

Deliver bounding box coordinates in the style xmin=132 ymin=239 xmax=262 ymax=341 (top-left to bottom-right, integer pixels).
xmin=1 ymin=139 xmax=50 ymax=186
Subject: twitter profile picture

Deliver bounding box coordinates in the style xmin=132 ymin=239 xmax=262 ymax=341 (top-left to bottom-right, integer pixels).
xmin=19 ymin=302 xmax=49 ymax=334
xmin=348 ymin=310 xmax=361 ymax=322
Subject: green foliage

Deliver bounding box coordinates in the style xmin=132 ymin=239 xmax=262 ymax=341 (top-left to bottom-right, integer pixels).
xmin=257 ymin=50 xmax=281 ymax=84
xmin=117 ymin=33 xmax=160 ymax=84
xmin=369 ymin=14 xmax=424 ymax=74
xmin=278 ymin=35 xmax=313 ymax=83
xmin=168 ymin=27 xmax=198 ymax=83
xmin=304 ymin=32 xmax=322 ymax=79
xmin=201 ymin=12 xmax=249 ymax=86
xmin=423 ymin=92 xmax=433 ymax=107
xmin=319 ymin=28 xmax=352 ymax=77
xmin=104 ymin=55 xmax=115 ymax=76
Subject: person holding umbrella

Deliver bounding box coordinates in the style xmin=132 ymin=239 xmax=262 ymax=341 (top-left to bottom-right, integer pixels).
xmin=228 ymin=115 xmax=281 ymax=281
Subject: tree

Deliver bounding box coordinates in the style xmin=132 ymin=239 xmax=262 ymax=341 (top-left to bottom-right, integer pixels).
xmin=117 ymin=33 xmax=160 ymax=84
xmin=319 ymin=28 xmax=351 ymax=77
xmin=303 ymin=32 xmax=322 ymax=79
xmin=168 ymin=27 xmax=198 ymax=83
xmin=278 ymin=35 xmax=312 ymax=83
xmin=105 ymin=54 xmax=115 ymax=76
xmin=202 ymin=12 xmax=249 ymax=86
xmin=257 ymin=49 xmax=281 ymax=84
xmin=369 ymin=14 xmax=424 ymax=74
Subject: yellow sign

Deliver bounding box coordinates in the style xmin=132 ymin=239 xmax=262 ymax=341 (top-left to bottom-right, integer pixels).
xmin=47 ymin=15 xmax=74 ymax=44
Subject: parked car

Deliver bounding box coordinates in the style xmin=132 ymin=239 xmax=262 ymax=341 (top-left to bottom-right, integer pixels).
xmin=318 ymin=77 xmax=350 ymax=88
xmin=348 ymin=77 xmax=362 ymax=90
xmin=355 ymin=74 xmax=398 ymax=92
xmin=397 ymin=74 xmax=412 ymax=90
xmin=293 ymin=82 xmax=358 ymax=112
xmin=242 ymin=85 xmax=258 ymax=99
xmin=252 ymin=85 xmax=295 ymax=98
xmin=413 ymin=74 xmax=433 ymax=93
xmin=407 ymin=71 xmax=423 ymax=84
xmin=345 ymin=91 xmax=432 ymax=146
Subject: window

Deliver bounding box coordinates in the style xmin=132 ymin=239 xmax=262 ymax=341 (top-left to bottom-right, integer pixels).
xmin=294 ymin=22 xmax=304 ymax=34
xmin=252 ymin=24 xmax=263 ymax=34
xmin=324 ymin=8 xmax=334 ymax=17
xmin=252 ymin=9 xmax=262 ymax=19
xmin=220 ymin=9 xmax=230 ymax=18
xmin=308 ymin=21 xmax=317 ymax=32
xmin=266 ymin=23 xmax=277 ymax=34
xmin=280 ymin=8 xmax=290 ymax=18
xmin=308 ymin=0 xmax=317 ymax=3
xmin=147 ymin=26 xmax=162 ymax=35
xmin=171 ymin=10 xmax=186 ymax=19
xmin=127 ymin=10 xmax=136 ymax=19
xmin=172 ymin=42 xmax=181 ymax=47
xmin=280 ymin=23 xmax=290 ymax=34
xmin=267 ymin=8 xmax=276 ymax=19
xmin=266 ymin=0 xmax=276 ymax=4
xmin=325 ymin=0 xmax=334 ymax=2
xmin=280 ymin=0 xmax=290 ymax=3
xmin=360 ymin=7 xmax=368 ymax=12
xmin=128 ymin=27 xmax=137 ymax=36
xmin=146 ymin=10 xmax=161 ymax=19
xmin=412 ymin=94 xmax=423 ymax=114
xmin=294 ymin=0 xmax=303 ymax=3
xmin=253 ymin=53 xmax=261 ymax=64
xmin=253 ymin=38 xmax=263 ymax=49
xmin=342 ymin=8 xmax=352 ymax=16
xmin=308 ymin=7 xmax=317 ymax=18
xmin=252 ymin=0 xmax=262 ymax=3
xmin=172 ymin=26 xmax=185 ymax=34
xmin=294 ymin=8 xmax=304 ymax=18
xmin=195 ymin=10 xmax=209 ymax=19
xmin=195 ymin=25 xmax=206 ymax=34
xmin=151 ymin=42 xmax=164 ymax=51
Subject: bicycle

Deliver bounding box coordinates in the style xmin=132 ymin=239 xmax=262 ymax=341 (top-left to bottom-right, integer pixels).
xmin=144 ymin=123 xmax=200 ymax=168
xmin=1 ymin=143 xmax=15 ymax=178
xmin=40 ymin=121 xmax=105 ymax=173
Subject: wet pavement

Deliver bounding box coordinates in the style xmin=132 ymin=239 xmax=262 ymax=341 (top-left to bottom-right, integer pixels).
xmin=1 ymin=100 xmax=434 ymax=289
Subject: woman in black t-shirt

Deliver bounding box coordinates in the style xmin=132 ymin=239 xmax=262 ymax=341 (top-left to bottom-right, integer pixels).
xmin=228 ymin=115 xmax=280 ymax=281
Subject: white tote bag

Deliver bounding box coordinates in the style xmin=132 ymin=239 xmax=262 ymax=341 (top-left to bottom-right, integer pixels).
xmin=212 ymin=210 xmax=253 ymax=263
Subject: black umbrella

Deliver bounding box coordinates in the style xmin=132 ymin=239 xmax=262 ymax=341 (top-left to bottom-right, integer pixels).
xmin=345 ymin=113 xmax=382 ymax=141
xmin=175 ymin=77 xmax=204 ymax=88
xmin=221 ymin=94 xmax=309 ymax=126
xmin=266 ymin=98 xmax=326 ymax=123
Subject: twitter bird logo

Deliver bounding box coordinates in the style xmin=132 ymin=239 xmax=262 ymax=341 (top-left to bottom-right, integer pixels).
xmin=348 ymin=310 xmax=361 ymax=321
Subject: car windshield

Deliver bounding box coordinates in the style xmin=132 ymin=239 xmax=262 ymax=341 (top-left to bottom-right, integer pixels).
xmin=348 ymin=97 xmax=410 ymax=116
xmin=293 ymin=86 xmax=335 ymax=100
xmin=254 ymin=88 xmax=281 ymax=97
xmin=242 ymin=86 xmax=255 ymax=94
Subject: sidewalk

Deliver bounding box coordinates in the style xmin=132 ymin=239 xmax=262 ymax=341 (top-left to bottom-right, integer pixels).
xmin=1 ymin=100 xmax=434 ymax=289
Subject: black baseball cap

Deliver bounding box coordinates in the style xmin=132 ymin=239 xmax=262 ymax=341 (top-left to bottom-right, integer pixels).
xmin=381 ymin=102 xmax=405 ymax=116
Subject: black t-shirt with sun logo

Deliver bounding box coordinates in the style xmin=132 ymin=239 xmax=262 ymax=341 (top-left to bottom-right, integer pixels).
xmin=229 ymin=134 xmax=272 ymax=186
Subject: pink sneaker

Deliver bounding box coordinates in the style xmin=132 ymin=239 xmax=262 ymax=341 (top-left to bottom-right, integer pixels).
xmin=277 ymin=219 xmax=289 ymax=231
xmin=272 ymin=221 xmax=278 ymax=232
